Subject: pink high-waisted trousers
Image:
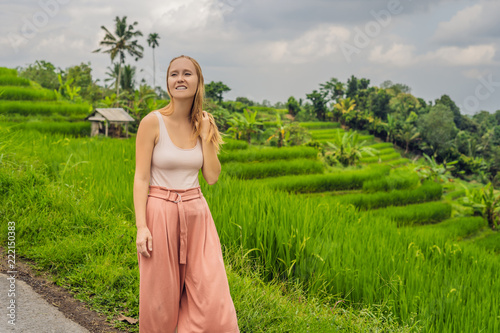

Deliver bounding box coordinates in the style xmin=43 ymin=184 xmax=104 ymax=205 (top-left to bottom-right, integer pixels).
xmin=137 ymin=185 xmax=239 ymax=333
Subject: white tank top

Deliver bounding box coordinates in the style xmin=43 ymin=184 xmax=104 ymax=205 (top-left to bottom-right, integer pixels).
xmin=149 ymin=111 xmax=203 ymax=189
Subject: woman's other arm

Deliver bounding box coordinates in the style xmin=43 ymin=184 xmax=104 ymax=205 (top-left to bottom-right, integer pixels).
xmin=200 ymin=111 xmax=221 ymax=185
xmin=134 ymin=113 xmax=157 ymax=258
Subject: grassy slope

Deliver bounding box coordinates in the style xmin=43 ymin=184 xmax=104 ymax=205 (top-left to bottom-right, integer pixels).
xmin=0 ymin=127 xmax=412 ymax=332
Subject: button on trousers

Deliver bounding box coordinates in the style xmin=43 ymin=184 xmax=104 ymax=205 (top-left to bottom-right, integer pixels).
xmin=137 ymin=185 xmax=239 ymax=333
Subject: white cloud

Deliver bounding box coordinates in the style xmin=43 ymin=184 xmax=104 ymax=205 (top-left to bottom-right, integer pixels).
xmin=369 ymin=43 xmax=496 ymax=67
xmin=369 ymin=43 xmax=417 ymax=67
xmin=425 ymin=44 xmax=496 ymax=66
xmin=262 ymin=24 xmax=351 ymax=64
xmin=433 ymin=4 xmax=483 ymax=43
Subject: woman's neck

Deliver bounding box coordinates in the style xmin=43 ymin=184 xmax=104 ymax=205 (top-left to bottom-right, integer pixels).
xmin=168 ymin=98 xmax=193 ymax=123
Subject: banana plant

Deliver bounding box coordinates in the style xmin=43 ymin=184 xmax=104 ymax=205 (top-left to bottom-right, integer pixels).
xmin=460 ymin=183 xmax=500 ymax=229
xmin=324 ymin=129 xmax=377 ymax=167
xmin=266 ymin=114 xmax=290 ymax=148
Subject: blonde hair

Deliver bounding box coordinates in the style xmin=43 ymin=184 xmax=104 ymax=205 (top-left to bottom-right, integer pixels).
xmin=159 ymin=55 xmax=224 ymax=153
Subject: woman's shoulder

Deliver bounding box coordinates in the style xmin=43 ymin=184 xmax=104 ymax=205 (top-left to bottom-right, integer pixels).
xmin=139 ymin=111 xmax=160 ymax=128
xmin=137 ymin=111 xmax=161 ymax=144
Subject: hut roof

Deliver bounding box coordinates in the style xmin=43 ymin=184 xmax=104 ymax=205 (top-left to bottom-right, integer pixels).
xmin=85 ymin=108 xmax=134 ymax=122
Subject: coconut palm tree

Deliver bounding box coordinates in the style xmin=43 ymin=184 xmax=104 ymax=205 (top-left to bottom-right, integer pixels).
xmin=93 ymin=16 xmax=144 ymax=104
xmin=333 ymin=97 xmax=356 ymax=126
xmin=397 ymin=122 xmax=420 ymax=154
xmin=147 ymin=33 xmax=160 ymax=88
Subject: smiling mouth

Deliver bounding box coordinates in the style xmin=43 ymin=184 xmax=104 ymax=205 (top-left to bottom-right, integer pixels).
xmin=176 ymin=86 xmax=187 ymax=90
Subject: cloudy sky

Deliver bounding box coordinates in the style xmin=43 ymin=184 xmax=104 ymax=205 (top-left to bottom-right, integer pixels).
xmin=1 ymin=0 xmax=499 ymax=115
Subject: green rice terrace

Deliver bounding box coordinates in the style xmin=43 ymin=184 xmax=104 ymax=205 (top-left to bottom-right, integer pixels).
xmin=1 ymin=65 xmax=499 ymax=332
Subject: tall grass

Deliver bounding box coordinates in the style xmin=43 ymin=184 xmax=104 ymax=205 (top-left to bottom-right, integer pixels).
xmin=0 ymin=100 xmax=90 ymax=117
xmin=8 ymin=121 xmax=91 ymax=136
xmin=0 ymin=75 xmax=30 ymax=86
xmin=223 ymin=158 xmax=323 ymax=179
xmin=385 ymin=158 xmax=409 ymax=167
xmin=318 ymin=135 xmax=373 ymax=144
xmin=1 ymin=128 xmax=499 ymax=332
xmin=360 ymin=152 xmax=401 ymax=163
xmin=299 ymin=122 xmax=340 ymax=129
xmin=0 ymin=67 xmax=17 ymax=76
xmin=473 ymin=232 xmax=500 ymax=253
xmin=410 ymin=216 xmax=487 ymax=240
xmin=219 ymin=146 xmax=318 ymax=163
xmin=221 ymin=138 xmax=249 ymax=150
xmin=368 ymin=142 xmax=394 ymax=149
xmin=372 ymin=201 xmax=452 ymax=226
xmin=362 ymin=169 xmax=419 ymax=192
xmin=0 ymin=86 xmax=57 ymax=101
xmin=261 ymin=165 xmax=391 ymax=193
xmin=316 ymin=181 xmax=442 ymax=210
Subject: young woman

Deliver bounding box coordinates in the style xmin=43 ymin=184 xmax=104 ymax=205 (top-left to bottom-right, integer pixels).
xmin=134 ymin=55 xmax=239 ymax=333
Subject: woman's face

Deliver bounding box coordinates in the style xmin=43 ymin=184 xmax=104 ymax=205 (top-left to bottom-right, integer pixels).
xmin=167 ymin=58 xmax=198 ymax=100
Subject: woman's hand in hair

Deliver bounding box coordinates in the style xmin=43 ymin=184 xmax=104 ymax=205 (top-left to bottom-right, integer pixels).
xmin=200 ymin=110 xmax=211 ymax=141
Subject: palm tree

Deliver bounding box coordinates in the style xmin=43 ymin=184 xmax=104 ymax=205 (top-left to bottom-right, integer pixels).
xmin=104 ymin=63 xmax=136 ymax=94
xmin=397 ymin=122 xmax=420 ymax=154
xmin=333 ymin=97 xmax=356 ymax=126
xmin=93 ymin=16 xmax=144 ymax=104
xmin=147 ymin=33 xmax=160 ymax=88
xmin=384 ymin=114 xmax=397 ymax=143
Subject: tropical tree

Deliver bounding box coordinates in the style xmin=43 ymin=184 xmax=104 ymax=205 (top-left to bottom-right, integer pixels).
xmin=320 ymin=77 xmax=344 ymax=104
xmin=266 ymin=114 xmax=290 ymax=148
xmin=389 ymin=93 xmax=420 ymax=119
xmin=306 ymin=90 xmax=328 ymax=121
xmin=93 ymin=16 xmax=144 ymax=104
xmin=55 ymin=73 xmax=81 ymax=102
xmin=120 ymin=64 xmax=136 ymax=92
xmin=384 ymin=114 xmax=397 ymax=143
xmin=460 ymin=183 xmax=500 ymax=229
xmin=286 ymin=96 xmax=301 ymax=116
xmin=367 ymin=115 xmax=386 ymax=136
xmin=419 ymin=104 xmax=458 ymax=157
xmin=227 ymin=109 xmax=263 ymax=144
xmin=105 ymin=63 xmax=136 ymax=93
xmin=324 ymin=130 xmax=377 ymax=167
xmin=19 ymin=60 xmax=60 ymax=90
xmin=147 ymin=33 xmax=160 ymax=88
xmin=333 ymin=98 xmax=356 ymax=126
xmin=397 ymin=122 xmax=420 ymax=154
xmin=413 ymin=153 xmax=457 ymax=183
xmin=205 ymin=81 xmax=231 ymax=103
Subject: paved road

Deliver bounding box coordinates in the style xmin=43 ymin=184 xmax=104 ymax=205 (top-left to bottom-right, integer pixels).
xmin=0 ymin=272 xmax=90 ymax=333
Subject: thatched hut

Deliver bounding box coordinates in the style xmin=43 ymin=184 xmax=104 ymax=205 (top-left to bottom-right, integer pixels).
xmin=86 ymin=108 xmax=135 ymax=138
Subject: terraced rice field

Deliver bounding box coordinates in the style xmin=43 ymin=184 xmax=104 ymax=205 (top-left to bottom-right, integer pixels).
xmin=0 ymin=103 xmax=499 ymax=331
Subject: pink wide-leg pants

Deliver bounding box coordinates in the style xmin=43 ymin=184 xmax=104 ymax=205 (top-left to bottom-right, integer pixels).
xmin=137 ymin=185 xmax=239 ymax=333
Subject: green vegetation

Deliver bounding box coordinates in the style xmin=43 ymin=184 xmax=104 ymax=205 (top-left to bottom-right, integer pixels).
xmin=362 ymin=169 xmax=419 ymax=192
xmin=224 ymin=158 xmax=323 ymax=179
xmin=0 ymin=101 xmax=90 ymax=117
xmin=219 ymin=146 xmax=317 ymax=163
xmin=299 ymin=121 xmax=340 ymax=129
xmin=1 ymin=35 xmax=500 ymax=333
xmin=261 ymin=165 xmax=391 ymax=192
xmin=0 ymin=75 xmax=30 ymax=86
xmin=373 ymin=201 xmax=452 ymax=226
xmin=0 ymin=86 xmax=57 ymax=101
xmin=315 ymin=181 xmax=442 ymax=210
